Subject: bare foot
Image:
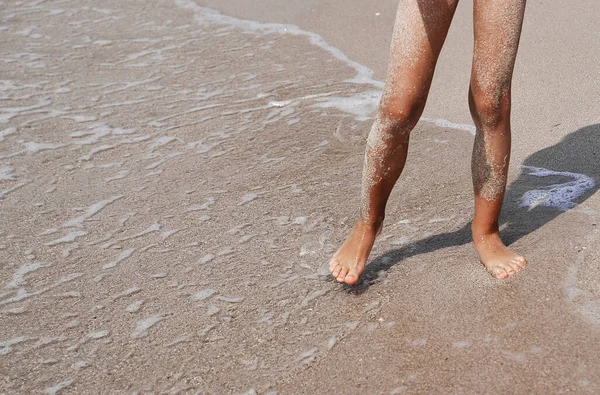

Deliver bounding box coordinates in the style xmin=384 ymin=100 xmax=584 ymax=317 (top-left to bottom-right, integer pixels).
xmin=473 ymin=232 xmax=527 ymax=279
xmin=329 ymin=219 xmax=381 ymax=285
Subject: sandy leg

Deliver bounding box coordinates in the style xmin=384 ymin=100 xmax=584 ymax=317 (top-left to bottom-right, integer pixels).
xmin=470 ymin=0 xmax=527 ymax=278
xmin=329 ymin=0 xmax=459 ymax=285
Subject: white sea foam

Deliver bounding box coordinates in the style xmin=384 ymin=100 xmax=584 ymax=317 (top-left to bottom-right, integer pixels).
xmin=102 ymin=248 xmax=136 ymax=269
xmin=84 ymin=162 xmax=122 ymax=170
xmin=0 ymin=98 xmax=51 ymax=124
xmin=79 ymin=143 xmax=116 ymax=161
xmin=0 ymin=180 xmax=31 ymax=199
xmin=420 ymin=117 xmax=476 ymax=135
xmin=238 ymin=192 xmax=259 ymax=205
xmin=215 ymin=295 xmax=245 ymax=303
xmin=149 ymin=135 xmax=181 ymax=150
xmin=161 ymin=228 xmax=182 ymax=241
xmin=86 ymin=330 xmax=110 ymax=340
xmin=297 ymin=347 xmax=318 ymax=364
xmin=0 ymin=127 xmax=16 ymax=142
xmin=519 ymin=166 xmax=595 ymax=211
xmin=301 ymin=290 xmax=328 ymax=307
xmin=311 ymin=90 xmax=381 ymax=122
xmin=197 ymin=254 xmax=215 ymax=264
xmin=0 ymin=166 xmax=15 ymax=180
xmin=104 ymin=170 xmax=129 ymax=181
xmin=185 ymin=197 xmax=215 ymax=212
xmin=118 ymin=223 xmax=161 ymax=241
xmin=191 ymin=289 xmax=215 ymax=301
xmin=1 ymin=272 xmax=83 ymax=306
xmin=45 ymin=231 xmax=88 ymax=246
xmin=70 ymin=124 xmax=123 ymax=145
xmin=44 ymin=380 xmax=74 ymax=395
xmin=72 ymin=360 xmax=90 ymax=370
xmin=63 ymin=196 xmax=123 ymax=227
xmin=61 ymin=114 xmax=97 ymax=123
xmin=174 ymin=0 xmax=477 ymax=133
xmin=564 ymin=263 xmax=600 ymax=328
xmin=7 ymin=262 xmax=47 ymax=288
xmin=0 ymin=336 xmax=32 ymax=355
xmin=126 ymin=300 xmax=145 ymax=313
xmin=131 ymin=315 xmax=164 ymax=338
xmin=20 ymin=140 xmax=66 ymax=154
xmin=174 ymin=0 xmax=382 ymax=88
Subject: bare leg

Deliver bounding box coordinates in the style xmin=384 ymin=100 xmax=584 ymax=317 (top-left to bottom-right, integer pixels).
xmin=330 ymin=0 xmax=459 ymax=284
xmin=470 ymin=0 xmax=527 ymax=278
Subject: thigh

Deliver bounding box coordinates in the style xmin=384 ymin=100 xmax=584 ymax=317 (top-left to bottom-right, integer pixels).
xmin=471 ymin=0 xmax=527 ymax=96
xmin=383 ymin=0 xmax=460 ymax=102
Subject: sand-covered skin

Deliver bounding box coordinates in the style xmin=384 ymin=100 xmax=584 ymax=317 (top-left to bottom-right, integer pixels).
xmin=1 ymin=0 xmax=600 ymax=394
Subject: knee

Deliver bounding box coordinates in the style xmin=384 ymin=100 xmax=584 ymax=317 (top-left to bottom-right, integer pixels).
xmin=469 ymin=85 xmax=511 ymax=128
xmin=378 ymin=94 xmax=426 ymax=133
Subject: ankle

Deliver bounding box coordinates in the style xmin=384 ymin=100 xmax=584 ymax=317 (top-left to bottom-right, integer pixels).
xmin=471 ymin=223 xmax=499 ymax=240
xmin=358 ymin=213 xmax=384 ymax=231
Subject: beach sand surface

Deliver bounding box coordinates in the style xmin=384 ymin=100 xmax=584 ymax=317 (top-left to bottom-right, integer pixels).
xmin=1 ymin=0 xmax=599 ymax=393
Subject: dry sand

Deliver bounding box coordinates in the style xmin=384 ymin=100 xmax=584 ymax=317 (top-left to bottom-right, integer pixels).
xmin=1 ymin=0 xmax=600 ymax=394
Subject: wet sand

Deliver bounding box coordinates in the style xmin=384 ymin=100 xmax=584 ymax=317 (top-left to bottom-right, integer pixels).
xmin=1 ymin=0 xmax=600 ymax=393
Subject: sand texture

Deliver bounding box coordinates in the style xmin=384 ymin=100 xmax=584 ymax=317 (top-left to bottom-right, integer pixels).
xmin=1 ymin=0 xmax=600 ymax=394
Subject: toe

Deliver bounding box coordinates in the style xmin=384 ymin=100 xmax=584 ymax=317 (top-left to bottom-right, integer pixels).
xmin=497 ymin=262 xmax=514 ymax=276
xmin=493 ymin=266 xmax=509 ymax=279
xmin=330 ymin=263 xmax=341 ymax=278
xmin=505 ymin=264 xmax=516 ymax=276
xmin=344 ymin=273 xmax=358 ymax=285
xmin=509 ymin=260 xmax=523 ymax=274
xmin=337 ymin=267 xmax=349 ymax=283
xmin=514 ymin=256 xmax=527 ymax=269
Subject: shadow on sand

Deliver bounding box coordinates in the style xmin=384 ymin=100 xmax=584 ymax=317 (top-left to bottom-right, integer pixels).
xmin=343 ymin=123 xmax=600 ymax=292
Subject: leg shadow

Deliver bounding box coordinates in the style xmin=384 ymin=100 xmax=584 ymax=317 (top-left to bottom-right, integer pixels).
xmin=346 ymin=123 xmax=600 ymax=292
